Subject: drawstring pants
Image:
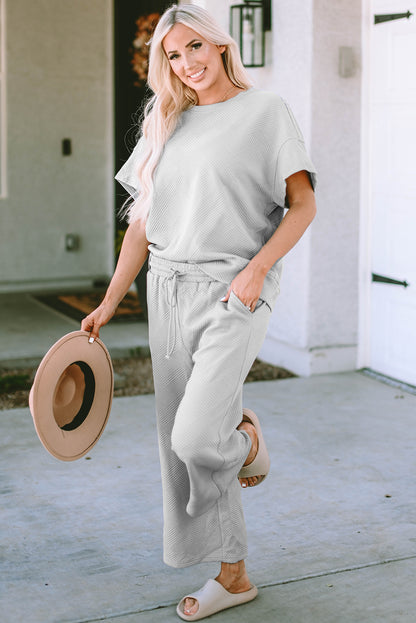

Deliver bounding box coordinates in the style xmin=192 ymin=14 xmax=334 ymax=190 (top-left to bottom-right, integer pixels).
xmin=147 ymin=255 xmax=272 ymax=568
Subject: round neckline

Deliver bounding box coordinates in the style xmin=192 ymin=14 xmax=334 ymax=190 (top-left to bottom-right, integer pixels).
xmin=185 ymin=87 xmax=254 ymax=113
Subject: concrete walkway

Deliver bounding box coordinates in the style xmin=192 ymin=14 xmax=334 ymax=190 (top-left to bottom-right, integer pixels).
xmin=1 ymin=293 xmax=416 ymax=621
xmin=2 ymin=371 xmax=416 ymax=622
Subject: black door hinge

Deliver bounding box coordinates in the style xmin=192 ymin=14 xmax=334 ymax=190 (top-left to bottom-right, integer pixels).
xmin=374 ymin=11 xmax=413 ymax=24
xmin=372 ymin=273 xmax=409 ymax=287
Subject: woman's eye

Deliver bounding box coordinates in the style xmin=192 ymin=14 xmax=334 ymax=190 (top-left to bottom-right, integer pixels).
xmin=168 ymin=43 xmax=201 ymax=61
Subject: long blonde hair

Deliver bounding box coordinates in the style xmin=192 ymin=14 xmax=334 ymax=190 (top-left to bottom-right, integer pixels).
xmin=125 ymin=3 xmax=252 ymax=223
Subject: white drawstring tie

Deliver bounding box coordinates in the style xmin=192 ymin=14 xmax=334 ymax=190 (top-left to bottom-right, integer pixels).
xmin=165 ymin=269 xmax=180 ymax=359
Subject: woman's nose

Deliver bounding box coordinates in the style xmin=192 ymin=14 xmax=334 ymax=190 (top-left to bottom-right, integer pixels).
xmin=182 ymin=52 xmax=194 ymax=72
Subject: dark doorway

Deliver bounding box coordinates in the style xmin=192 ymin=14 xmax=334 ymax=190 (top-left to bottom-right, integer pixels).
xmin=113 ymin=1 xmax=170 ymax=316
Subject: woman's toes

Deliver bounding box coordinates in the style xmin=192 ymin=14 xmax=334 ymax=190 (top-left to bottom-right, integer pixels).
xmin=239 ymin=475 xmax=262 ymax=487
xmin=184 ymin=597 xmax=199 ymax=615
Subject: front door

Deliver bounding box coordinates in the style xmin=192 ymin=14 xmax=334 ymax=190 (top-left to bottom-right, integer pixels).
xmin=113 ymin=1 xmax=171 ymax=315
xmin=114 ymin=0 xmax=171 ymax=212
xmin=369 ymin=2 xmax=416 ymax=385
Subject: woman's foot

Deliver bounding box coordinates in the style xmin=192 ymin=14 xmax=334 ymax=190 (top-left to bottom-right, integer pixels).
xmin=237 ymin=420 xmax=259 ymax=488
xmin=183 ymin=560 xmax=252 ymax=617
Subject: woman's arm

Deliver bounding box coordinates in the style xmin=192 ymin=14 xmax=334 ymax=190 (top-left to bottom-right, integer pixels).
xmin=224 ymin=170 xmax=317 ymax=310
xmin=81 ymin=218 xmax=149 ymax=340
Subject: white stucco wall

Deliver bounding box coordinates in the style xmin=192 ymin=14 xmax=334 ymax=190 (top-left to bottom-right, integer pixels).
xmin=0 ymin=0 xmax=114 ymax=292
xmin=187 ymin=0 xmax=362 ymax=375
xmin=306 ymin=0 xmax=361 ymax=373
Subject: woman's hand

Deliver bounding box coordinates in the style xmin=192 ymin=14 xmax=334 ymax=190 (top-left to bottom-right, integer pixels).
xmin=222 ymin=170 xmax=316 ymax=312
xmin=221 ymin=263 xmax=266 ymax=312
xmin=81 ymin=300 xmax=118 ymax=341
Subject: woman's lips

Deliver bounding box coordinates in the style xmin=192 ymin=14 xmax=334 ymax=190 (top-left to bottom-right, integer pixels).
xmin=188 ymin=67 xmax=206 ymax=81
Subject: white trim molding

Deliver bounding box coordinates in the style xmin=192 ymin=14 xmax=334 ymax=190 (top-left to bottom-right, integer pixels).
xmin=259 ymin=336 xmax=358 ymax=377
xmin=0 ymin=0 xmax=6 ymax=198
xmin=357 ymin=0 xmax=375 ymax=369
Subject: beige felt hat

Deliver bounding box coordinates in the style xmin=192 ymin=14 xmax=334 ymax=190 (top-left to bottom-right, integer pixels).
xmin=29 ymin=330 xmax=114 ymax=461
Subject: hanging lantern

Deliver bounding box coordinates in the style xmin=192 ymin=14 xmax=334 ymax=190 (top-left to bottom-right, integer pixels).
xmin=230 ymin=1 xmax=271 ymax=68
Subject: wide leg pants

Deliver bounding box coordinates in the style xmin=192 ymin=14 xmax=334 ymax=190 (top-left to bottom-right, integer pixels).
xmin=147 ymin=255 xmax=272 ymax=568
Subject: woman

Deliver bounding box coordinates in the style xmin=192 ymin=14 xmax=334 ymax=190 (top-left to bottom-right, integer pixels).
xmin=82 ymin=4 xmax=317 ymax=621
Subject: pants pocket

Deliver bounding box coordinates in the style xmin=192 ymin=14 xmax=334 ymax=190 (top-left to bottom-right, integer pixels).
xmin=229 ymin=290 xmax=271 ymax=314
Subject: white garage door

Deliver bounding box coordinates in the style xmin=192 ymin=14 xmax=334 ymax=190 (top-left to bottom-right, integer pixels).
xmin=370 ymin=2 xmax=416 ymax=385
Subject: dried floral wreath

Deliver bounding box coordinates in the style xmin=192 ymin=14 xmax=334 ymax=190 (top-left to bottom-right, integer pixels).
xmin=130 ymin=13 xmax=160 ymax=87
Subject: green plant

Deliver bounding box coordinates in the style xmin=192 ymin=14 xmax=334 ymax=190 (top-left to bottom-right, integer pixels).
xmin=0 ymin=374 xmax=31 ymax=394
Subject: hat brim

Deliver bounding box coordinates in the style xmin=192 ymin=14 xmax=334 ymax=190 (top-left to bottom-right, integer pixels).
xmin=29 ymin=331 xmax=114 ymax=461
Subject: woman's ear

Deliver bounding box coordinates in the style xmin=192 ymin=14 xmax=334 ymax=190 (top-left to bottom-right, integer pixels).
xmin=217 ymin=44 xmax=226 ymax=54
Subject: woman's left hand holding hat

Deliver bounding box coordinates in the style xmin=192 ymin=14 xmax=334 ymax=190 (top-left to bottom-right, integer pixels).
xmin=81 ymin=299 xmax=117 ymax=342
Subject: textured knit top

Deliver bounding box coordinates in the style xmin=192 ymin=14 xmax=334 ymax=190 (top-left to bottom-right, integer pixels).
xmin=115 ymin=88 xmax=317 ymax=308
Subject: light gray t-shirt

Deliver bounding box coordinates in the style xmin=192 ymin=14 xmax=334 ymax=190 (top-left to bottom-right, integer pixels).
xmin=115 ymin=88 xmax=317 ymax=308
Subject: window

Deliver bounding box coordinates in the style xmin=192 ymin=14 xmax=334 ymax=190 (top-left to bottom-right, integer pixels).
xmin=0 ymin=0 xmax=6 ymax=198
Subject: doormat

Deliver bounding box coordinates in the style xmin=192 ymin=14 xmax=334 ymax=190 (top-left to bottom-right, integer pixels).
xmin=35 ymin=290 xmax=145 ymax=323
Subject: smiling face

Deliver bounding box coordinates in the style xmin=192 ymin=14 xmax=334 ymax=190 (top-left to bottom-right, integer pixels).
xmin=162 ymin=23 xmax=231 ymax=105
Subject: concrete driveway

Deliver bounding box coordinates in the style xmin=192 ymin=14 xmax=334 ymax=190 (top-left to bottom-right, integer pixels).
xmin=1 ymin=369 xmax=416 ymax=622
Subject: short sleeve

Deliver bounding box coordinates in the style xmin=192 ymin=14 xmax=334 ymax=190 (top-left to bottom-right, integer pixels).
xmin=114 ymin=136 xmax=145 ymax=200
xmin=272 ymin=100 xmax=317 ymax=206
xmin=273 ymin=138 xmax=317 ymax=206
